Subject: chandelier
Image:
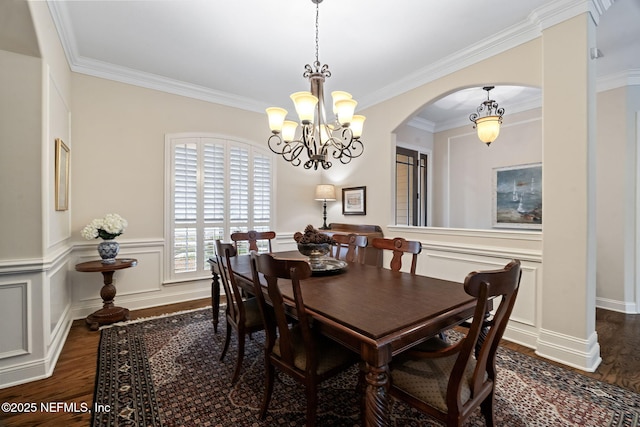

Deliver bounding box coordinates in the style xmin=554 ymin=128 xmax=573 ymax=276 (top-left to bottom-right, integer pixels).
xmin=265 ymin=0 xmax=365 ymax=170
xmin=469 ymin=86 xmax=505 ymax=146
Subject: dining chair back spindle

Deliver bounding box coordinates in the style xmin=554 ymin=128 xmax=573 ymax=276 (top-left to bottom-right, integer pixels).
xmin=332 ymin=233 xmax=368 ymax=264
xmin=372 ymin=237 xmax=422 ymax=274
xmin=389 ymin=259 xmax=522 ymax=427
xmin=249 ymin=252 xmax=357 ymax=427
xmin=214 ymin=240 xmax=264 ymax=384
xmin=231 ymin=230 xmax=276 ymax=254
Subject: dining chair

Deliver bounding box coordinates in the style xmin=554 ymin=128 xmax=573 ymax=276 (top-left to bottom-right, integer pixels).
xmin=230 ymin=230 xmax=276 ymax=254
xmin=389 ymin=259 xmax=522 ymax=427
xmin=332 ymin=233 xmax=368 ymax=264
xmin=249 ymin=252 xmax=357 ymax=427
xmin=214 ymin=240 xmax=264 ymax=384
xmin=371 ymin=237 xmax=422 ymax=274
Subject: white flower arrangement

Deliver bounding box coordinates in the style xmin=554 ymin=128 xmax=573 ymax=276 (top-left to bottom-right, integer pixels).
xmin=81 ymin=213 xmax=128 ymax=240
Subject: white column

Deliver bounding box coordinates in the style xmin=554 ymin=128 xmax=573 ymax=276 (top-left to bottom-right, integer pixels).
xmin=538 ymin=13 xmax=600 ymax=371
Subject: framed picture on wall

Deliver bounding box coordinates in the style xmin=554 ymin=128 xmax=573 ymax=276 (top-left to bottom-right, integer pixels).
xmin=492 ymin=163 xmax=542 ymax=229
xmin=342 ymin=186 xmax=366 ymax=215
xmin=55 ymin=138 xmax=70 ymax=211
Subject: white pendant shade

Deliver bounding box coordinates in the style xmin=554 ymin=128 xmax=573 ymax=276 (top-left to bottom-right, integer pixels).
xmin=266 ymin=107 xmax=287 ymax=133
xmin=331 ymin=91 xmax=352 ymax=115
xmin=475 ymin=116 xmax=501 ymax=144
xmin=350 ymin=115 xmax=366 ymax=138
xmin=290 ymin=91 xmax=318 ymax=123
xmin=335 ymin=98 xmax=357 ymax=125
xmin=282 ymin=121 xmax=298 ymax=142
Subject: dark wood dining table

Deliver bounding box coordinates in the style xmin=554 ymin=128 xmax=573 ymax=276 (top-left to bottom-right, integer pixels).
xmin=208 ymin=251 xmax=477 ymax=426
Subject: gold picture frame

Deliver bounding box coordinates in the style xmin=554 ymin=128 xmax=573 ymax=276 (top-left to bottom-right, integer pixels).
xmin=55 ymin=138 xmax=70 ymax=211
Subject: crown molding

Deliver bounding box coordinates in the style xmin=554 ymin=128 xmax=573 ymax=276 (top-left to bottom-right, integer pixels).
xmin=597 ymin=69 xmax=640 ymax=92
xmin=48 ymin=0 xmax=619 ymax=115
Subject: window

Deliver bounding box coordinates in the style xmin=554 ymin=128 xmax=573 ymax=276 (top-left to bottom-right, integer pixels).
xmin=166 ymin=134 xmax=273 ymax=280
xmin=396 ymin=147 xmax=428 ymax=226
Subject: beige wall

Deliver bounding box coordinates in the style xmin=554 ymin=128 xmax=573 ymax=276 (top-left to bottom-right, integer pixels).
xmin=431 ymin=108 xmax=542 ymax=229
xmin=70 ymin=75 xmax=322 ymax=242
xmin=0 ymin=50 xmax=42 ymax=259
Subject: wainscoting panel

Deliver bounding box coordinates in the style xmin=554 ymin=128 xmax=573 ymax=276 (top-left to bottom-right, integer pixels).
xmin=72 ymin=247 xmax=162 ymax=305
xmin=71 ymin=240 xmax=210 ymax=320
xmin=0 ymin=280 xmax=31 ymax=359
xmin=48 ymin=260 xmax=70 ymax=337
xmin=422 ymin=251 xmax=539 ymax=331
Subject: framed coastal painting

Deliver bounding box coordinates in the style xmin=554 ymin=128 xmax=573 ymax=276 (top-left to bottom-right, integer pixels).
xmin=342 ymin=186 xmax=366 ymax=215
xmin=492 ymin=163 xmax=542 ymax=229
xmin=55 ymin=138 xmax=70 ymax=211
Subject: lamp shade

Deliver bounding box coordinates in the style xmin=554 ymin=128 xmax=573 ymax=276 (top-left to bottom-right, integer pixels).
xmin=290 ymin=91 xmax=318 ymax=124
xmin=475 ymin=115 xmax=501 ymax=145
xmin=314 ymin=184 xmax=336 ymax=201
xmin=350 ymin=115 xmax=366 ymax=138
xmin=335 ymin=98 xmax=357 ymax=125
xmin=282 ymin=121 xmax=298 ymax=142
xmin=266 ymin=107 xmax=287 ymax=133
xmin=331 ymin=91 xmax=352 ymax=115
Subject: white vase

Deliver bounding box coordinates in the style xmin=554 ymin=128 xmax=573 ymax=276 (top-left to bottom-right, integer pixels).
xmin=98 ymin=240 xmax=119 ymax=264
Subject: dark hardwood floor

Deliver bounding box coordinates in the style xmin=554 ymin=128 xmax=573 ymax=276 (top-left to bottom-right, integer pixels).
xmin=0 ymin=302 xmax=638 ymax=427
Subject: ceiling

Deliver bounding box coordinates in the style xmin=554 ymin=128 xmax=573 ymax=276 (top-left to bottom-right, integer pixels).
xmin=46 ymin=0 xmax=640 ymax=130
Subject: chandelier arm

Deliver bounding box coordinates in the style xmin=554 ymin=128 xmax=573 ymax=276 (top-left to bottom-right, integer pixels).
xmin=267 ymin=134 xmax=305 ymax=167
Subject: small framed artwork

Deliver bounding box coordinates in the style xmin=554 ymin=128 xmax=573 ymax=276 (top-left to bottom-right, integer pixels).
xmin=493 ymin=163 xmax=542 ymax=229
xmin=55 ymin=138 xmax=70 ymax=211
xmin=342 ymin=186 xmax=366 ymax=215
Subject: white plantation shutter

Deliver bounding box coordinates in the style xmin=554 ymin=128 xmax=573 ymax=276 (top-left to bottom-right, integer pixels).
xmin=203 ymin=143 xmax=225 ymax=265
xmin=174 ymin=144 xmax=198 ymax=222
xmin=229 ymin=146 xmax=249 ymax=223
xmin=203 ymin=143 xmax=225 ymax=222
xmin=174 ymin=143 xmax=198 ymax=273
xmin=167 ymin=135 xmax=273 ymax=280
xmin=253 ymin=154 xmax=271 ymax=225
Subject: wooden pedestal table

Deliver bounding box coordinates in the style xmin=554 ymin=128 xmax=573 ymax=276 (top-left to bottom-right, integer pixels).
xmin=75 ymin=258 xmax=138 ymax=330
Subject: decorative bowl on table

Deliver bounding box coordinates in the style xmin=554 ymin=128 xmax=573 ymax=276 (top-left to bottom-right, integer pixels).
xmin=294 ymin=225 xmax=336 ymax=270
xmin=297 ymin=243 xmax=331 ymax=270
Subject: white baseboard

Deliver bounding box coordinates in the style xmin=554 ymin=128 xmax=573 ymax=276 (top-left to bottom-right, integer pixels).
xmin=535 ymin=328 xmax=602 ymax=372
xmin=596 ymin=297 xmax=638 ymax=314
xmin=70 ymin=287 xmax=212 ymax=321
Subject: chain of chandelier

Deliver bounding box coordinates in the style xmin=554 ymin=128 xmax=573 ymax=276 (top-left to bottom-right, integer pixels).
xmin=265 ymin=0 xmax=365 ymax=170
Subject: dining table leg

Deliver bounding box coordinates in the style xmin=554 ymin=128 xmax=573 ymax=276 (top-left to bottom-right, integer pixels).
xmin=362 ymin=346 xmax=392 ymax=426
xmin=208 ymin=261 xmax=221 ymax=333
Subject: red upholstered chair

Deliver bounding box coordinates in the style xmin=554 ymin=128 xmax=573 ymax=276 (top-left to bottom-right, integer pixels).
xmin=389 ymin=260 xmax=522 ymax=427
xmin=230 ymin=230 xmax=276 ymax=254
xmin=215 ymin=240 xmax=264 ymax=384
xmin=331 ymin=233 xmax=368 ymax=264
xmin=249 ymin=252 xmax=357 ymax=427
xmin=371 ymin=237 xmax=422 ymax=274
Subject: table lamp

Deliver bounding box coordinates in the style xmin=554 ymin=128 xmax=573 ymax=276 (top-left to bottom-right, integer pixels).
xmin=314 ymin=184 xmax=336 ymax=229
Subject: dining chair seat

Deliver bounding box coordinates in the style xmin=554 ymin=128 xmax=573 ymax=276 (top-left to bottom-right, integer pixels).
xmin=391 ymin=351 xmax=478 ymax=412
xmin=273 ymin=324 xmax=355 ymax=375
xmin=234 ymin=297 xmax=263 ymax=329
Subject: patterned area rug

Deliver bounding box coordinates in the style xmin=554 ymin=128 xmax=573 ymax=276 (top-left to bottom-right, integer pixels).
xmin=92 ymin=308 xmax=640 ymax=426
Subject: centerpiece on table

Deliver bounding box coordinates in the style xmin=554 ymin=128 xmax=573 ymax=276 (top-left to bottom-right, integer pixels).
xmin=294 ymin=224 xmax=336 ymax=269
xmin=81 ymin=213 xmax=128 ymax=264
